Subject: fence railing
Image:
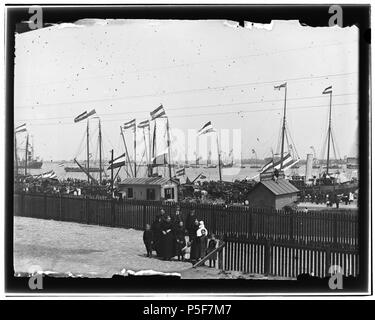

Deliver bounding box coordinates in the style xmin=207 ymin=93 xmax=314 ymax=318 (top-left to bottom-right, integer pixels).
xmin=14 ymin=192 xmax=360 ymax=278
xmin=217 ymin=237 xmax=359 ymax=278
xmin=14 ymin=192 xmax=358 ymax=247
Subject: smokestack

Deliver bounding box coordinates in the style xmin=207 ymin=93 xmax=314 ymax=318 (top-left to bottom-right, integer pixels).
xmin=305 ymin=154 xmax=313 ymax=182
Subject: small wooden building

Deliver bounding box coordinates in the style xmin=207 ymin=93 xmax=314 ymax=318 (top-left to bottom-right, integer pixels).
xmin=247 ymin=178 xmax=299 ymax=210
xmin=117 ymin=177 xmax=178 ymax=202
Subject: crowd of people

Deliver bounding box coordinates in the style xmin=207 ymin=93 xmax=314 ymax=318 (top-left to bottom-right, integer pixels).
xmin=15 ymin=175 xmax=114 ymax=197
xmin=143 ymin=208 xmax=218 ymax=266
xmin=299 ymin=190 xmax=356 ymax=208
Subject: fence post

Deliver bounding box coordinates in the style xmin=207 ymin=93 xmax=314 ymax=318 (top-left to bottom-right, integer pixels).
xmin=289 ymin=212 xmax=294 ymax=241
xmin=264 ymin=240 xmax=271 ymax=276
xmin=59 ymin=194 xmax=62 ymax=221
xmin=142 ymin=204 xmax=146 ymax=228
xmin=86 ymin=196 xmax=90 ymax=224
xmin=44 ymin=193 xmax=47 ymax=219
xmin=111 ymin=198 xmax=116 ymax=227
xmin=325 ymin=248 xmax=331 ymax=277
xmin=21 ymin=192 xmax=25 ymax=216
xmin=333 ymin=217 xmax=338 ymax=244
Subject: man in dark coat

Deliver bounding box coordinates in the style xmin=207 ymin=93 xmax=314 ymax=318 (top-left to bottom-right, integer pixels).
xmin=174 ymin=221 xmax=187 ymax=261
xmin=143 ymin=224 xmax=153 ymax=257
xmin=160 ymin=215 xmax=175 ymax=260
xmin=189 ymin=219 xmax=200 ymax=263
xmin=151 ymin=215 xmax=162 ymax=257
xmin=185 ymin=210 xmax=197 ymax=242
xmin=172 ymin=206 xmax=183 ymax=230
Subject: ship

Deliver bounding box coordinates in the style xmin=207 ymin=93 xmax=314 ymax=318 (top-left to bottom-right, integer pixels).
xmin=15 ymin=133 xmax=43 ymax=170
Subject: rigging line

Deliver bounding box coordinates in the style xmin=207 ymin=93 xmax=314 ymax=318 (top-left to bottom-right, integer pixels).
xmin=15 ymin=72 xmax=357 ymax=110
xmin=22 ymin=102 xmax=358 ymax=127
xmin=17 ymin=40 xmax=358 ymax=88
xmin=17 ymin=94 xmax=358 ymax=122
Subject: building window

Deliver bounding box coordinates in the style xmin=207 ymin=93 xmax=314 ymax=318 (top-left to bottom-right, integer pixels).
xmin=164 ymin=187 xmax=175 ymax=200
xmin=127 ymin=188 xmax=133 ymax=199
xmin=146 ymin=188 xmax=155 ymax=200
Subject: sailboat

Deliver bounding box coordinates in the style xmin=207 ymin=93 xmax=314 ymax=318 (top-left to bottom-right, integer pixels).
xmin=18 ymin=136 xmax=43 ymax=169
xmin=257 ymin=82 xmax=300 ymax=180
xmin=64 ymin=112 xmax=104 ymax=183
xmin=221 ymin=149 xmax=234 ymax=168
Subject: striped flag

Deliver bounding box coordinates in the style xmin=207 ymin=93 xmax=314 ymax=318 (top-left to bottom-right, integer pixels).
xmin=260 ymin=153 xmax=295 ymax=173
xmin=322 ymin=85 xmax=332 ymax=94
xmin=74 ymin=109 xmax=96 ymax=123
xmin=123 ymin=119 xmax=136 ymax=130
xmin=108 ymin=153 xmax=126 ymax=169
xmin=150 ymin=105 xmax=166 ymax=120
xmin=58 ymin=162 xmax=65 ymax=167
xmin=199 ymin=174 xmax=207 ymax=179
xmin=274 ymin=82 xmax=287 ymax=90
xmin=137 ymin=119 xmax=150 ymax=129
xmin=15 ymin=123 xmax=27 ymax=133
xmin=198 ymin=121 xmax=215 ymax=136
xmin=176 ymin=167 xmax=185 ymax=177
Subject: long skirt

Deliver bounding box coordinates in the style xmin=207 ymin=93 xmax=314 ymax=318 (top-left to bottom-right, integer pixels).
xmin=160 ymin=233 xmax=175 ymax=259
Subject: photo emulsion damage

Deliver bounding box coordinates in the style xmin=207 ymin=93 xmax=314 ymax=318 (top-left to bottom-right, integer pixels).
xmin=8 ymin=5 xmax=369 ymax=296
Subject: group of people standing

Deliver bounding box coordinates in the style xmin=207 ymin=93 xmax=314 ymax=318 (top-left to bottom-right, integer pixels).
xmin=143 ymin=208 xmax=218 ymax=266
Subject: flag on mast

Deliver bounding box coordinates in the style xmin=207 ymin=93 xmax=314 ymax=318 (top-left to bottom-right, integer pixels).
xmin=274 ymin=82 xmax=287 ymax=90
xmin=123 ymin=119 xmax=136 ymax=130
xmin=108 ymin=153 xmax=126 ymax=169
xmin=322 ymin=86 xmax=333 ymax=94
xmin=15 ymin=123 xmax=27 ymax=133
xmin=137 ymin=119 xmax=150 ymax=129
xmin=176 ymin=167 xmax=185 ymax=177
xmin=150 ymin=105 xmax=166 ymax=120
xmin=198 ymin=121 xmax=215 ymax=136
xmin=74 ymin=109 xmax=96 ymax=123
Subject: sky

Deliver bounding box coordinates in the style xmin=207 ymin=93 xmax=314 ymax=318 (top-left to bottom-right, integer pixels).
xmin=14 ymin=19 xmax=359 ymax=162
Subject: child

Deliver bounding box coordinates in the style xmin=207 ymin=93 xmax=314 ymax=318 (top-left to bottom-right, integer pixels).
xmin=143 ymin=224 xmax=153 ymax=257
xmin=206 ymin=234 xmax=218 ymax=268
xmin=174 ymin=221 xmax=187 ymax=261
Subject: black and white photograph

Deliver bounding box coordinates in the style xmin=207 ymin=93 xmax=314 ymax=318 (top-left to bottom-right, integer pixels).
xmin=4 ymin=3 xmax=371 ymax=298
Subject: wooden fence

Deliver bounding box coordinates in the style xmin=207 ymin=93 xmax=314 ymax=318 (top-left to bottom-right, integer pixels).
xmin=216 ymin=237 xmax=359 ymax=278
xmin=13 ymin=192 xmax=359 ymax=278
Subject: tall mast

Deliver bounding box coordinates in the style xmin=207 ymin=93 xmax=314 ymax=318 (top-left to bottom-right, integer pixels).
xmin=326 ymin=91 xmax=333 ymax=175
xmin=133 ymin=124 xmax=137 ymax=178
xmin=280 ymin=83 xmax=287 ymax=171
xmin=166 ymin=118 xmax=172 ymax=179
xmin=120 ymin=126 xmax=134 ymax=177
xmin=98 ymin=119 xmax=102 ymax=184
xmin=24 ymin=134 xmax=29 ymax=176
xmin=216 ymin=134 xmax=222 ymax=182
xmin=111 ymin=149 xmax=114 ymax=197
xmin=86 ymin=119 xmax=90 ymax=183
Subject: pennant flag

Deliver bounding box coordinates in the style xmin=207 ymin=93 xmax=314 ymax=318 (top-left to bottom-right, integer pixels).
xmin=260 ymin=153 xmax=295 ymax=173
xmin=176 ymin=167 xmax=185 ymax=177
xmin=150 ymin=105 xmax=166 ymax=120
xmin=36 ymin=170 xmax=57 ymax=179
xmin=74 ymin=109 xmax=96 ymax=123
xmin=198 ymin=121 xmax=215 ymax=136
xmin=274 ymin=82 xmax=287 ymax=90
xmin=322 ymin=86 xmax=332 ymax=94
xmin=15 ymin=123 xmax=27 ymax=133
xmin=123 ymin=119 xmax=136 ymax=130
xmin=137 ymin=119 xmax=150 ymax=129
xmin=108 ymin=153 xmax=126 ymax=169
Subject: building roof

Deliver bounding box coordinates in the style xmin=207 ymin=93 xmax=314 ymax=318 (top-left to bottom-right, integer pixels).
xmin=258 ymin=178 xmax=299 ymax=195
xmin=118 ymin=177 xmax=176 ymax=186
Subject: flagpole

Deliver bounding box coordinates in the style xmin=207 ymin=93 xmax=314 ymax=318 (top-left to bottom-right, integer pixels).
xmin=326 ymin=90 xmax=333 ymax=175
xmin=111 ymin=149 xmax=114 ymax=197
xmin=120 ymin=126 xmax=134 ymax=177
xmin=24 ymin=134 xmax=29 ymax=176
xmin=134 ymin=124 xmax=137 ymax=178
xmin=142 ymin=128 xmax=148 ymax=169
xmin=86 ymin=119 xmax=90 ymax=183
xmin=216 ymin=133 xmax=222 ymax=182
xmin=280 ymin=83 xmax=287 ymax=171
xmin=166 ymin=118 xmax=172 ymax=179
xmin=148 ymin=124 xmax=152 ymax=177
xmin=98 ymin=119 xmax=102 ymax=184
